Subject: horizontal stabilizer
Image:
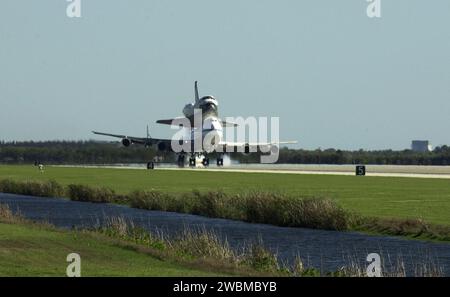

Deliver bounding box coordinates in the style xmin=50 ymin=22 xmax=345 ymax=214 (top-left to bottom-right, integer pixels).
xmin=156 ymin=117 xmax=190 ymax=126
xmin=220 ymin=120 xmax=239 ymax=127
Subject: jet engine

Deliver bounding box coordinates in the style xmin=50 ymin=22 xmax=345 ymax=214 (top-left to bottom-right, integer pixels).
xmin=122 ymin=138 xmax=132 ymax=147
xmin=157 ymin=141 xmax=168 ymax=152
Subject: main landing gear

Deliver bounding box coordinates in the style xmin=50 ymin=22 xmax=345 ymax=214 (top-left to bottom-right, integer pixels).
xmin=147 ymin=156 xmax=163 ymax=170
xmin=148 ymin=154 xmax=223 ymax=169
xmin=187 ymin=154 xmax=223 ymax=168
xmin=188 ymin=156 xmax=209 ymax=167
xmin=177 ymin=154 xmax=186 ymax=168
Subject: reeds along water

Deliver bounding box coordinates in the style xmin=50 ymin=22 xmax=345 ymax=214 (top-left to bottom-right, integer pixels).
xmin=339 ymin=248 xmax=444 ymax=277
xmin=0 ymin=179 xmax=64 ymax=198
xmin=1 ymin=178 xmax=449 ymax=241
xmin=97 ymin=215 xmax=444 ymax=277
xmin=0 ymin=202 xmax=446 ymax=277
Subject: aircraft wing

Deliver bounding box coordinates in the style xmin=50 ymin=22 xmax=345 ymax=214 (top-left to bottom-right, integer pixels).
xmin=219 ymin=141 xmax=297 ymax=153
xmin=92 ymin=131 xmax=172 ymax=147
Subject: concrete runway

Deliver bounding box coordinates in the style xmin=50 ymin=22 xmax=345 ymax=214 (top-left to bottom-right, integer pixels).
xmin=55 ymin=164 xmax=450 ymax=179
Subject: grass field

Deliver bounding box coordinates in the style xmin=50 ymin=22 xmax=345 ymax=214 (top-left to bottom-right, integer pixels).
xmin=0 ymin=222 xmax=226 ymax=277
xmin=1 ymin=165 xmax=450 ymax=225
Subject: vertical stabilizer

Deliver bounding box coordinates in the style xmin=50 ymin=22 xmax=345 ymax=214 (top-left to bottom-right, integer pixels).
xmin=194 ymin=81 xmax=200 ymax=102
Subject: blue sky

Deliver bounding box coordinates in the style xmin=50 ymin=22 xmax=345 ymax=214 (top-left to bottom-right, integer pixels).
xmin=1 ymin=0 xmax=449 ymax=150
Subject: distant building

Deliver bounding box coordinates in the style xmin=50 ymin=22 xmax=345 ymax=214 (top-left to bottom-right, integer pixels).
xmin=411 ymin=140 xmax=432 ymax=152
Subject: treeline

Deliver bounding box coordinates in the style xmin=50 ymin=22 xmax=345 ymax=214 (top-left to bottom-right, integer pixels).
xmin=235 ymin=147 xmax=450 ymax=166
xmin=1 ymin=141 xmax=450 ymax=165
xmin=0 ymin=141 xmax=158 ymax=164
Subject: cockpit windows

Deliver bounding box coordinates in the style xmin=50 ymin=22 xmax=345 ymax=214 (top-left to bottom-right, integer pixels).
xmin=198 ymin=96 xmax=218 ymax=114
xmin=201 ymin=102 xmax=217 ymax=113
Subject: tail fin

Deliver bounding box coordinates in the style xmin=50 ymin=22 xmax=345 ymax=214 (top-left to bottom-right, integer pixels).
xmin=194 ymin=81 xmax=200 ymax=102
